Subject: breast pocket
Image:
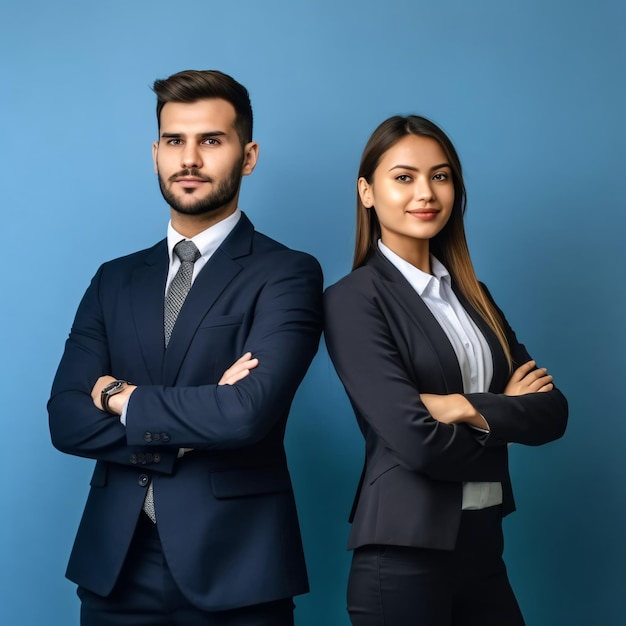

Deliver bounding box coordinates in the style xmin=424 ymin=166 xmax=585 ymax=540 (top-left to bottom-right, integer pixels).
xmin=197 ymin=313 xmax=244 ymax=330
xmin=183 ymin=314 xmax=246 ymax=383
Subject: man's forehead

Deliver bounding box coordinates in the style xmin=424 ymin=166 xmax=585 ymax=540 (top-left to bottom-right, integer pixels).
xmin=159 ymin=98 xmax=237 ymax=131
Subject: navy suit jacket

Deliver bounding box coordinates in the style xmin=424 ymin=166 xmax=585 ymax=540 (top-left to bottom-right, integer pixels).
xmin=49 ymin=213 xmax=323 ymax=611
xmin=324 ymin=251 xmax=567 ymax=551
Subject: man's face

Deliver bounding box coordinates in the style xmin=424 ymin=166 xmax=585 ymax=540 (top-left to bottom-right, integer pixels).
xmin=152 ymin=98 xmax=257 ymax=223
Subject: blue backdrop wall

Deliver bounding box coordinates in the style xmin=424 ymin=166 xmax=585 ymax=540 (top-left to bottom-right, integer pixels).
xmin=2 ymin=1 xmax=624 ymax=624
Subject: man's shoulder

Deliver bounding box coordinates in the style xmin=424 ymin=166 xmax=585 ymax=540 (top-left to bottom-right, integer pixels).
xmin=100 ymin=239 xmax=166 ymax=270
xmin=250 ymin=229 xmax=321 ymax=272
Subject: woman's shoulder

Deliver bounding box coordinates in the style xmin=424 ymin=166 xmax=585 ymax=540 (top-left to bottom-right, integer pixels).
xmin=325 ymin=265 xmax=379 ymax=300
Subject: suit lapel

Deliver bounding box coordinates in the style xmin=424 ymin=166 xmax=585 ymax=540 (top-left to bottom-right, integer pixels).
xmin=367 ymin=251 xmax=464 ymax=392
xmin=131 ymin=241 xmax=168 ymax=384
xmin=452 ymin=285 xmax=510 ymax=392
xmin=161 ymin=213 xmax=254 ymax=385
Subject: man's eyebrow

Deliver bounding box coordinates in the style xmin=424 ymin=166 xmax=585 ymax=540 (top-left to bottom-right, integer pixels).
xmin=160 ymin=131 xmax=228 ymax=139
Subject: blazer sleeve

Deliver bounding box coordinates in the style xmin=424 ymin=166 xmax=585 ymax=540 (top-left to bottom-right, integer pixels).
xmin=124 ymin=251 xmax=323 ymax=450
xmin=48 ymin=265 xmax=178 ymax=473
xmin=464 ymin=284 xmax=568 ymax=447
xmin=324 ymin=273 xmax=507 ymax=483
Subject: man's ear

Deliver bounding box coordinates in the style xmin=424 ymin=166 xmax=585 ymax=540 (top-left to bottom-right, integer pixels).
xmin=242 ymin=141 xmax=259 ymax=176
xmin=152 ymin=141 xmax=159 ymax=174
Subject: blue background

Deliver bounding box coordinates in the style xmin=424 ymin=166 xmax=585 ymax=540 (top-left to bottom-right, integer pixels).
xmin=2 ymin=0 xmax=624 ymax=623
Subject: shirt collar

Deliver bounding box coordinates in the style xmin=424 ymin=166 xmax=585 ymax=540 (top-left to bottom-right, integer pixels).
xmin=378 ymin=240 xmax=450 ymax=295
xmin=167 ymin=208 xmax=241 ymax=265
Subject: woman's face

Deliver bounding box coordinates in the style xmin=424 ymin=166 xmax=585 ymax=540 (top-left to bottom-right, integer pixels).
xmin=359 ymin=134 xmax=455 ymax=262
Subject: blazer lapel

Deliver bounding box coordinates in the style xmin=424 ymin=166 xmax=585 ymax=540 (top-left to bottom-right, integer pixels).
xmin=367 ymin=251 xmax=464 ymax=392
xmin=131 ymin=240 xmax=168 ymax=384
xmin=452 ymin=284 xmax=510 ymax=392
xmin=161 ymin=213 xmax=254 ymax=385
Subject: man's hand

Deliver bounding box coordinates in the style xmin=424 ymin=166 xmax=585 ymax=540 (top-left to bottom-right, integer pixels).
xmin=504 ymin=360 xmax=554 ymax=396
xmin=218 ymin=352 xmax=259 ymax=385
xmin=91 ymin=375 xmax=137 ymax=415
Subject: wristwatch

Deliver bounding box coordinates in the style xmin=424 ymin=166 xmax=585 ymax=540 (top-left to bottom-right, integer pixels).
xmin=101 ymin=380 xmax=128 ymax=413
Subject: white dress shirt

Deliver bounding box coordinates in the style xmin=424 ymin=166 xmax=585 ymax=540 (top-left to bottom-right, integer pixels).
xmin=165 ymin=208 xmax=241 ymax=293
xmin=378 ymin=241 xmax=502 ymax=510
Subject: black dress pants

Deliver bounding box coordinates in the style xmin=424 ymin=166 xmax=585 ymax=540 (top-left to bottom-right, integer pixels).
xmin=347 ymin=506 xmax=525 ymax=626
xmin=78 ymin=513 xmax=295 ymax=626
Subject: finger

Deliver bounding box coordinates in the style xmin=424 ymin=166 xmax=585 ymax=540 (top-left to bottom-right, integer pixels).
xmin=524 ymin=373 xmax=553 ymax=392
xmin=220 ymin=368 xmax=252 ymax=386
xmin=219 ymin=358 xmax=259 ymax=385
xmin=531 ymin=374 xmax=553 ymax=389
xmin=519 ymin=367 xmax=548 ymax=384
xmin=510 ymin=360 xmax=536 ymax=382
xmin=537 ymin=382 xmax=554 ymax=393
xmin=233 ymin=352 xmax=253 ymax=365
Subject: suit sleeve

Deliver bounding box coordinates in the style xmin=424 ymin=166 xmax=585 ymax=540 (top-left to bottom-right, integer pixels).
xmin=464 ymin=284 xmax=568 ymax=447
xmin=324 ymin=276 xmax=507 ymax=483
xmin=124 ymin=252 xmax=324 ymax=450
xmin=48 ymin=265 xmax=178 ymax=473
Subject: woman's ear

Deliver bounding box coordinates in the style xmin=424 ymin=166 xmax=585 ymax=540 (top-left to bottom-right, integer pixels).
xmin=358 ymin=177 xmax=374 ymax=208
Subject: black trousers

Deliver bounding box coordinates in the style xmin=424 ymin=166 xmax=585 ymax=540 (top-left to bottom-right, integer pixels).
xmin=78 ymin=513 xmax=295 ymax=626
xmin=347 ymin=507 xmax=525 ymax=626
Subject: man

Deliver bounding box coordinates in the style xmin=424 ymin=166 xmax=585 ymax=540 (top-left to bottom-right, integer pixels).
xmin=48 ymin=69 xmax=323 ymax=625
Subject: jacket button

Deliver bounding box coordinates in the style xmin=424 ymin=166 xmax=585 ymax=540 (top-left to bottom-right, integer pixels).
xmin=144 ymin=432 xmax=153 ymax=443
xmin=138 ymin=474 xmax=149 ymax=487
xmin=153 ymin=433 xmax=161 ymax=442
xmin=145 ymin=453 xmax=153 ymax=463
xmin=161 ymin=433 xmax=170 ymax=443
xmin=153 ymin=453 xmax=161 ymax=463
xmin=130 ymin=454 xmax=138 ymax=464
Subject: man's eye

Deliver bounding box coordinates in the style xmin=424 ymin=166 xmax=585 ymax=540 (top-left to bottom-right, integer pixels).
xmin=202 ymin=138 xmax=220 ymax=145
xmin=167 ymin=139 xmax=183 ymax=146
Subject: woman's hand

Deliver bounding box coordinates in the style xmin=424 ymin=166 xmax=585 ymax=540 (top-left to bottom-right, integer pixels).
xmin=504 ymin=360 xmax=553 ymax=396
xmin=218 ymin=352 xmax=259 ymax=385
xmin=420 ymin=393 xmax=489 ymax=430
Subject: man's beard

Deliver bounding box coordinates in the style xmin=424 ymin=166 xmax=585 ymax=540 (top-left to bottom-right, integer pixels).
xmin=158 ymin=161 xmax=243 ymax=216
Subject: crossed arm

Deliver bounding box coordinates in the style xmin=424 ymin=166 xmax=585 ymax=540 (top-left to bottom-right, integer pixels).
xmin=49 ymin=250 xmax=323 ymax=463
xmin=91 ymin=352 xmax=260 ymax=414
xmin=421 ymin=359 xmax=555 ymax=430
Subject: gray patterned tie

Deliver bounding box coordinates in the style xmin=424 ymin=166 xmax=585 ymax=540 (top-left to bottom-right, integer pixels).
xmin=143 ymin=239 xmax=201 ymax=523
xmin=164 ymin=239 xmax=201 ymax=346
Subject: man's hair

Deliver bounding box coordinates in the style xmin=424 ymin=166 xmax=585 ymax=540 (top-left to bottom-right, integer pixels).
xmin=152 ymin=69 xmax=253 ymax=146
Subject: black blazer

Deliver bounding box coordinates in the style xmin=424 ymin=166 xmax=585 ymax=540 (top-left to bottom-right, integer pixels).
xmin=48 ymin=213 xmax=323 ymax=611
xmin=324 ymin=251 xmax=567 ymax=551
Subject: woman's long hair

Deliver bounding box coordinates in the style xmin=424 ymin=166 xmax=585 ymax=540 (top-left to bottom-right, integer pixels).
xmin=354 ymin=115 xmax=511 ymax=368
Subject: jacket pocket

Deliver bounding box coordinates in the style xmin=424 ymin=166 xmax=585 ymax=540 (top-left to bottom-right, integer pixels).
xmin=210 ymin=467 xmax=291 ymax=499
xmin=368 ymin=460 xmax=400 ymax=485
xmin=198 ymin=313 xmax=244 ymax=329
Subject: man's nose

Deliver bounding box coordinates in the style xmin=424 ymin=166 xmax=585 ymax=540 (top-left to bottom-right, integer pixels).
xmin=181 ymin=144 xmax=201 ymax=169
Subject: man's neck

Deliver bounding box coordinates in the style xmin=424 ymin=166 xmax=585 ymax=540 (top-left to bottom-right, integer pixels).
xmin=170 ymin=205 xmax=238 ymax=239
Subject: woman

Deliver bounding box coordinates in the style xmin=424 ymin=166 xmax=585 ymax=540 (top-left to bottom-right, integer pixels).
xmin=324 ymin=115 xmax=568 ymax=626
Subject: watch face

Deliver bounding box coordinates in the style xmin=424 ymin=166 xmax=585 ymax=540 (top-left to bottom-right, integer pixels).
xmin=103 ymin=381 xmax=124 ymax=394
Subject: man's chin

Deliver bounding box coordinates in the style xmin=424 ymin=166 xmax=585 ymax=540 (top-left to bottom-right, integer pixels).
xmin=167 ymin=193 xmax=212 ymax=215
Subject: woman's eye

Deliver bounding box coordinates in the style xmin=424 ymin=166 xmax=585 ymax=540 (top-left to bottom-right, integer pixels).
xmin=395 ymin=174 xmax=411 ymax=182
xmin=433 ymin=172 xmax=449 ymax=181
